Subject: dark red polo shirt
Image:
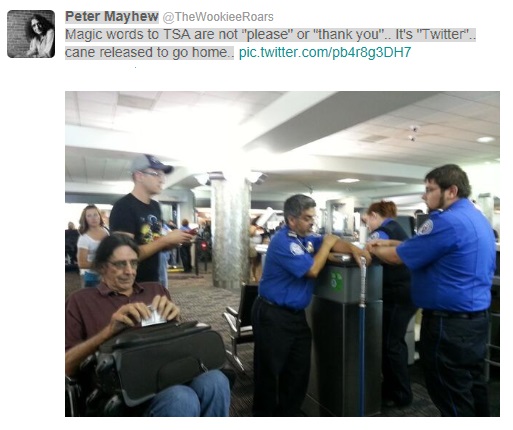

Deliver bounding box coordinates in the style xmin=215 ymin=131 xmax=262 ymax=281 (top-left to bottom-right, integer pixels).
xmin=65 ymin=282 xmax=171 ymax=351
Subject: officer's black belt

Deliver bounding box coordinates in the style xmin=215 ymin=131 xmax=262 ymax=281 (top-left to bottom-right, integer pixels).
xmin=423 ymin=309 xmax=487 ymax=319
xmin=257 ymin=295 xmax=303 ymax=314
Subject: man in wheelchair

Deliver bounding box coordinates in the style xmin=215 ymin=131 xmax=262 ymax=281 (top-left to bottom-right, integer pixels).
xmin=65 ymin=234 xmax=230 ymax=417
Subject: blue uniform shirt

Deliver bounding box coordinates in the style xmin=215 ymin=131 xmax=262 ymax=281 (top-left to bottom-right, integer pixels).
xmin=258 ymin=226 xmax=324 ymax=310
xmin=368 ymin=218 xmax=394 ymax=240
xmin=396 ymin=198 xmax=495 ymax=312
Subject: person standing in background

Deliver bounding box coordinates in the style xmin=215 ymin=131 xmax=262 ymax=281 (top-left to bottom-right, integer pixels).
xmin=77 ymin=205 xmax=109 ymax=287
xmin=100 ymin=210 xmax=110 ymax=231
xmin=179 ymin=219 xmax=193 ymax=273
xmin=164 ymin=220 xmax=179 ymax=269
xmin=366 ymin=164 xmax=496 ymax=416
xmin=362 ymin=200 xmax=417 ymax=408
xmin=109 ymin=154 xmax=193 ymax=283
xmin=65 ymin=222 xmax=80 ymax=266
xmin=249 ymin=217 xmax=264 ymax=282
xmin=159 ymin=221 xmax=172 ymax=289
xmin=413 ymin=208 xmax=425 ymax=234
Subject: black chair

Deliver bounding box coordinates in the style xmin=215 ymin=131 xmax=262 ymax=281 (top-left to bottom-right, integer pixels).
xmin=222 ymin=283 xmax=259 ymax=372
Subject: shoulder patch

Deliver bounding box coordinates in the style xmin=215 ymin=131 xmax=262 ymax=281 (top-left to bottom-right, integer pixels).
xmin=417 ymin=219 xmax=434 ymax=235
xmin=369 ymin=231 xmax=380 ymax=241
xmin=290 ymin=242 xmax=305 ymax=255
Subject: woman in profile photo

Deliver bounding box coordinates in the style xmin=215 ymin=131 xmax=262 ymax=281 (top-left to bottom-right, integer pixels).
xmin=24 ymin=14 xmax=55 ymax=58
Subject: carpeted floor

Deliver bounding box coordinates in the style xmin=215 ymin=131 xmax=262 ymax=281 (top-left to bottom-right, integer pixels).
xmin=65 ymin=266 xmax=500 ymax=417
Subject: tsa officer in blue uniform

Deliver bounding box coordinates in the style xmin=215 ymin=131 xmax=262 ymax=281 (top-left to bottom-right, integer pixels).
xmin=366 ymin=164 xmax=496 ymax=417
xmin=363 ymin=200 xmax=418 ymax=409
xmin=252 ymin=194 xmax=371 ymax=417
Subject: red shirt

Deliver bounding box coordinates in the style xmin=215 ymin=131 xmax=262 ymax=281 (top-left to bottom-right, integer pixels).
xmin=65 ymin=282 xmax=171 ymax=351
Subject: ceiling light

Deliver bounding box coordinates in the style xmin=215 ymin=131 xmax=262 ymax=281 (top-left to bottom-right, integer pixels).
xmin=337 ymin=178 xmax=360 ymax=183
xmin=477 ymin=136 xmax=495 ymax=143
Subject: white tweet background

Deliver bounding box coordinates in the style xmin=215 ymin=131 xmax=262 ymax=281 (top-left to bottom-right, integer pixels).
xmin=2 ymin=0 xmax=508 ymax=426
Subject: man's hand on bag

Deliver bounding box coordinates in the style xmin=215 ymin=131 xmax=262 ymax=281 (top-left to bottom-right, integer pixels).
xmin=108 ymin=302 xmax=153 ymax=335
xmin=151 ymin=295 xmax=181 ymax=321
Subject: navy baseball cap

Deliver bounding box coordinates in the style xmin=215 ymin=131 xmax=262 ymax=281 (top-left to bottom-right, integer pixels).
xmin=130 ymin=154 xmax=174 ymax=174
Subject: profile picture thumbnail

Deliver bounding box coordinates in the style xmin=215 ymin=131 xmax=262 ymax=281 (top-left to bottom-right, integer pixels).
xmin=7 ymin=10 xmax=55 ymax=58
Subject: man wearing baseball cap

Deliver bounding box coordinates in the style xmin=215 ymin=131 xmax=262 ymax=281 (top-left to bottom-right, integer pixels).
xmin=109 ymin=154 xmax=193 ymax=283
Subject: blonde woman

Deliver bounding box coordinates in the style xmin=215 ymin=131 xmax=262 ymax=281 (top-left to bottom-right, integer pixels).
xmin=77 ymin=205 xmax=109 ymax=287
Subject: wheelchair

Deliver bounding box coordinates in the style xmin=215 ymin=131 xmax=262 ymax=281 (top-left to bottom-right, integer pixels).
xmin=66 ymin=339 xmax=236 ymax=417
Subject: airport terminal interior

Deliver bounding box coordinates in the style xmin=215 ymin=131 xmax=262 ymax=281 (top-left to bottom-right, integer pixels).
xmin=65 ymin=91 xmax=500 ymax=417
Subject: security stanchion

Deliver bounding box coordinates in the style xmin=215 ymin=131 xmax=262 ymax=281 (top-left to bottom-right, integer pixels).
xmin=194 ymin=239 xmax=199 ymax=276
xmin=358 ymin=256 xmax=367 ymax=417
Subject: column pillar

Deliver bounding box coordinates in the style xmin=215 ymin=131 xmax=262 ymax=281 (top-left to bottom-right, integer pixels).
xmin=210 ymin=172 xmax=251 ymax=289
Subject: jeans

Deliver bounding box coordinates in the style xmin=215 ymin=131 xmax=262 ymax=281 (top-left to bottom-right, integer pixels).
xmin=168 ymin=248 xmax=177 ymax=266
xmin=159 ymin=252 xmax=169 ymax=289
xmin=82 ymin=271 xmax=100 ymax=288
xmin=144 ymin=370 xmax=230 ymax=417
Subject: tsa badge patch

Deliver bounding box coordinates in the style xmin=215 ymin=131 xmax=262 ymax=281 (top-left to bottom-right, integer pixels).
xmin=290 ymin=242 xmax=305 ymax=255
xmin=417 ymin=219 xmax=434 ymax=235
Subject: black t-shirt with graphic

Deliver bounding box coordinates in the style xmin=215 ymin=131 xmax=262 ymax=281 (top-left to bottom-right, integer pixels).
xmin=109 ymin=193 xmax=163 ymax=282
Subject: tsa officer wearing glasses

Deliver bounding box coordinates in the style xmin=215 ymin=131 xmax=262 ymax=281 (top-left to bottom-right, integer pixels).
xmin=65 ymin=234 xmax=230 ymax=416
xmin=366 ymin=164 xmax=496 ymax=416
xmin=251 ymin=194 xmax=372 ymax=417
xmin=109 ymin=154 xmax=193 ymax=283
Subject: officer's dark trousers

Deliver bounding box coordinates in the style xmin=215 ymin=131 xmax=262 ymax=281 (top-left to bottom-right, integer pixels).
xmin=179 ymin=245 xmax=192 ymax=272
xmin=381 ymin=301 xmax=418 ymax=405
xmin=251 ymin=297 xmax=311 ymax=417
xmin=420 ymin=312 xmax=490 ymax=416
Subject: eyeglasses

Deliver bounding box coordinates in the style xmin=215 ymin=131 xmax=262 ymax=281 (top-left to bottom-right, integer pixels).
xmin=108 ymin=259 xmax=139 ymax=270
xmin=139 ymin=170 xmax=166 ymax=179
xmin=424 ymin=187 xmax=441 ymax=194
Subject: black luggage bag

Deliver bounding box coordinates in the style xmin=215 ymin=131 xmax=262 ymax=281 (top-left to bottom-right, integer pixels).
xmin=82 ymin=320 xmax=228 ymax=415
